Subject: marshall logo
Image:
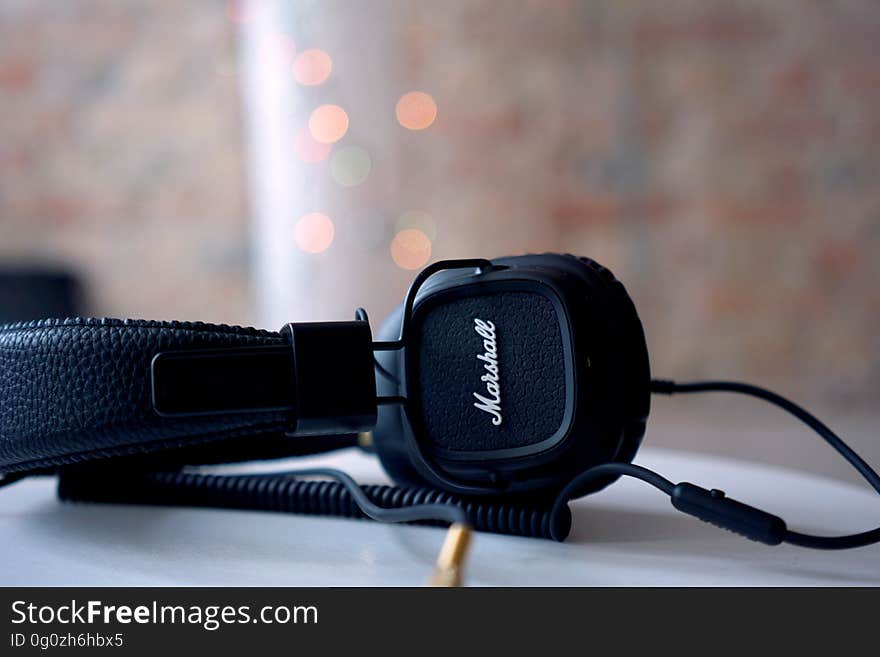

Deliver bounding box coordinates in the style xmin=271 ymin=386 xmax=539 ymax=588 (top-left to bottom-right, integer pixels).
xmin=473 ymin=318 xmax=502 ymax=426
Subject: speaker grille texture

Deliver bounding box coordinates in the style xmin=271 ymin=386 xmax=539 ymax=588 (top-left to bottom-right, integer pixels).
xmin=415 ymin=290 xmax=567 ymax=453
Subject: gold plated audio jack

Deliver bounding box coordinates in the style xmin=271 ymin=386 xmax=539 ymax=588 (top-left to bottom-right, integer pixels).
xmin=428 ymin=523 xmax=473 ymax=587
xmin=357 ymin=431 xmax=374 ymax=449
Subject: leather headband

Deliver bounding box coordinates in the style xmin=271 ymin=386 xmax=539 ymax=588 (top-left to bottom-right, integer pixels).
xmin=0 ymin=318 xmax=362 ymax=474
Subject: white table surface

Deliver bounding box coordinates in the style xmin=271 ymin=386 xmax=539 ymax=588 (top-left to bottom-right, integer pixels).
xmin=0 ymin=447 xmax=877 ymax=586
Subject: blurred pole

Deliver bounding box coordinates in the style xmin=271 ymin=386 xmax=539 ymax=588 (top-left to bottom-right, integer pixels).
xmin=238 ymin=1 xmax=398 ymax=328
xmin=238 ymin=0 xmax=303 ymax=329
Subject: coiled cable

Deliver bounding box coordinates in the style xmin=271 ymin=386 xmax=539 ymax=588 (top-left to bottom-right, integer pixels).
xmin=58 ymin=468 xmax=572 ymax=541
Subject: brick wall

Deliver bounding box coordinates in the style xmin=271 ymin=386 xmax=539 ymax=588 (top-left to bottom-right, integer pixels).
xmin=371 ymin=0 xmax=880 ymax=414
xmin=0 ymin=0 xmax=250 ymax=324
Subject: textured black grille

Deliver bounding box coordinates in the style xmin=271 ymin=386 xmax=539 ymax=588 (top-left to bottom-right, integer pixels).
xmin=415 ymin=290 xmax=567 ymax=453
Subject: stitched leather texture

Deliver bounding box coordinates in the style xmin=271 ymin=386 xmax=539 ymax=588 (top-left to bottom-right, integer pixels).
xmin=0 ymin=318 xmax=298 ymax=473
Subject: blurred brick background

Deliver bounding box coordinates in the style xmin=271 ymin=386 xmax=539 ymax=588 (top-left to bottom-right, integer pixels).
xmin=386 ymin=0 xmax=880 ymax=414
xmin=0 ymin=1 xmax=878 ymax=476
xmin=0 ymin=0 xmax=250 ymax=324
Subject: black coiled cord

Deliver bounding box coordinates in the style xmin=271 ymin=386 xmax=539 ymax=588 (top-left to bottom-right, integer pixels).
xmin=58 ymin=469 xmax=572 ymax=542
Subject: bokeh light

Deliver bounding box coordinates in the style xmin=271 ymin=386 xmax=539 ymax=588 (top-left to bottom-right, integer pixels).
xmin=345 ymin=209 xmax=388 ymax=251
xmin=293 ymin=127 xmax=332 ymax=163
xmin=308 ymin=104 xmax=349 ymax=144
xmin=294 ymin=49 xmax=333 ymax=86
xmin=330 ymin=146 xmax=372 ymax=186
xmin=395 ymin=91 xmax=437 ymax=130
xmin=390 ymin=229 xmax=432 ymax=269
xmin=295 ymin=212 xmax=335 ymax=254
xmin=395 ymin=210 xmax=436 ymax=241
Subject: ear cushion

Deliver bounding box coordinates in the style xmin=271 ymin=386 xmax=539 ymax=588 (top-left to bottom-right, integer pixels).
xmin=491 ymin=253 xmax=650 ymax=479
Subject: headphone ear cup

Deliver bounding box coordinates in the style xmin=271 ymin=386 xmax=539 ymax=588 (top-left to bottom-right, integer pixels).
xmin=371 ymin=305 xmax=426 ymax=487
xmin=369 ymin=252 xmax=650 ymax=497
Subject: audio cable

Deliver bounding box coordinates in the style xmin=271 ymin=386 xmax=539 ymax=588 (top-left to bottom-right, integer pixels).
xmin=547 ymin=379 xmax=880 ymax=550
xmin=253 ymin=468 xmax=473 ymax=586
xmin=57 ymin=466 xmax=476 ymax=585
xmin=56 ymin=466 xmax=572 ymax=587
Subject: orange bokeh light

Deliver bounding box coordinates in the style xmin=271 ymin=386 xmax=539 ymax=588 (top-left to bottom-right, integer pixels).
xmin=293 ymin=127 xmax=332 ymax=163
xmin=390 ymin=229 xmax=432 ymax=269
xmin=295 ymin=213 xmax=335 ymax=254
xmin=395 ymin=91 xmax=437 ymax=130
xmin=308 ymin=104 xmax=349 ymax=144
xmin=294 ymin=49 xmax=333 ymax=86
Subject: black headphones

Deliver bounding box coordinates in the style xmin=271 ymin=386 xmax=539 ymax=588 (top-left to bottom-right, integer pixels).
xmin=1 ymin=253 xmax=878 ymax=550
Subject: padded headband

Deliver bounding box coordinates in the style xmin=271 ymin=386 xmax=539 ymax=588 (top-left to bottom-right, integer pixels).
xmin=0 ymin=318 xmax=359 ymax=474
